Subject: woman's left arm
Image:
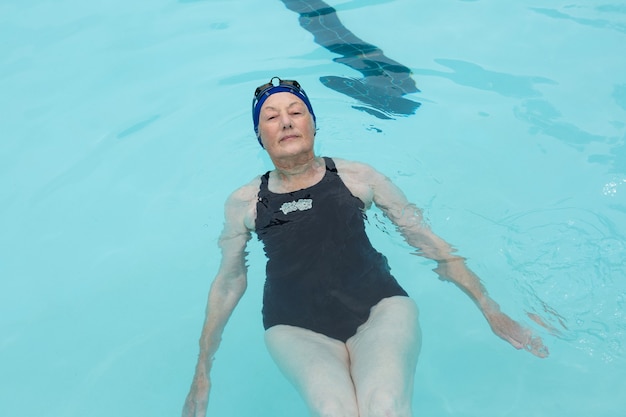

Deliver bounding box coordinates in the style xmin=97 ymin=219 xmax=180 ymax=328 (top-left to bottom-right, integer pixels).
xmin=360 ymin=163 xmax=549 ymax=358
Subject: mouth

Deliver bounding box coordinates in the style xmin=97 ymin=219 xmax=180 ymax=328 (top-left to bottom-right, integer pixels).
xmin=280 ymin=134 xmax=299 ymax=142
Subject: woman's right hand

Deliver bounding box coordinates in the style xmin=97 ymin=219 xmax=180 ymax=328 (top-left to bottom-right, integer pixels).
xmin=181 ymin=366 xmax=211 ymax=417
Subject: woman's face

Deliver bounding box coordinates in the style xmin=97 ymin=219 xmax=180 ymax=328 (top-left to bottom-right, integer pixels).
xmin=257 ymin=92 xmax=316 ymax=158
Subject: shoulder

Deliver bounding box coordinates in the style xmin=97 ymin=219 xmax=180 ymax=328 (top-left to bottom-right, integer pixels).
xmin=331 ymin=157 xmax=387 ymax=185
xmin=329 ymin=157 xmax=388 ymax=207
xmin=330 ymin=156 xmax=410 ymax=210
xmin=227 ymin=176 xmax=262 ymax=205
xmin=224 ymin=176 xmax=262 ymax=231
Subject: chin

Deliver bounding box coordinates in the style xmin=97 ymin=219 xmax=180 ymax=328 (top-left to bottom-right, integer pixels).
xmin=273 ymin=142 xmax=314 ymax=157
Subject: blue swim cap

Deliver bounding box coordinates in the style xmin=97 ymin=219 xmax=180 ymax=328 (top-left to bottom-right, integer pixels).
xmin=252 ymin=77 xmax=316 ymax=147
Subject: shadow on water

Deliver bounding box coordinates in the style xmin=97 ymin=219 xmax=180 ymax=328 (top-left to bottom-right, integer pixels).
xmin=280 ymin=0 xmax=421 ymax=119
xmin=530 ymin=7 xmax=626 ymax=34
xmin=413 ymin=59 xmax=626 ymax=174
xmin=412 ymin=58 xmax=557 ymax=98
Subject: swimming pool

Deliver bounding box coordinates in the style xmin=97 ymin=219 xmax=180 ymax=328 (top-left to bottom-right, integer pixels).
xmin=1 ymin=0 xmax=625 ymax=416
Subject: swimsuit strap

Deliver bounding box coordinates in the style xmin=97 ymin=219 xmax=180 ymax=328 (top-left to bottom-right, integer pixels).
xmin=322 ymin=156 xmax=337 ymax=173
xmin=259 ymin=170 xmax=271 ymax=193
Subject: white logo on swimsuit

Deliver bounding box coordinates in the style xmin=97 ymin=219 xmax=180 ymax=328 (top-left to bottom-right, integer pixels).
xmin=280 ymin=198 xmax=313 ymax=215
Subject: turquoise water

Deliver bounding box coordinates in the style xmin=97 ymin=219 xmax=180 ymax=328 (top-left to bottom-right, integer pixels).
xmin=1 ymin=0 xmax=625 ymax=416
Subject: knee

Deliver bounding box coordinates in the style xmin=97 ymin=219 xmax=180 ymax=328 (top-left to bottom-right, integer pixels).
xmin=309 ymin=396 xmax=358 ymax=417
xmin=362 ymin=388 xmax=411 ymax=417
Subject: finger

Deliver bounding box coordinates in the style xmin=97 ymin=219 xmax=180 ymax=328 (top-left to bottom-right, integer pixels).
xmin=523 ymin=336 xmax=550 ymax=358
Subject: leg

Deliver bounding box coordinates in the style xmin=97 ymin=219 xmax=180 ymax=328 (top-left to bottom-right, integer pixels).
xmin=346 ymin=296 xmax=421 ymax=417
xmin=264 ymin=325 xmax=359 ymax=417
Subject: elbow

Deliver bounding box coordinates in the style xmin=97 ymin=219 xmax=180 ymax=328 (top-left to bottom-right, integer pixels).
xmin=212 ymin=272 xmax=247 ymax=299
xmin=232 ymin=274 xmax=248 ymax=296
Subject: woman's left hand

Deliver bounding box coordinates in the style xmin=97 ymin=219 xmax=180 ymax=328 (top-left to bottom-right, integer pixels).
xmin=483 ymin=307 xmax=549 ymax=358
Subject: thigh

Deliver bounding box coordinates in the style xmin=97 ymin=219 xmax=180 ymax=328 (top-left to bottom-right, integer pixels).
xmin=346 ymin=296 xmax=421 ymax=417
xmin=264 ymin=325 xmax=359 ymax=417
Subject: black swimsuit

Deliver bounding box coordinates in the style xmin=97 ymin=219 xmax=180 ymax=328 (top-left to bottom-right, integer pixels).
xmin=255 ymin=157 xmax=408 ymax=342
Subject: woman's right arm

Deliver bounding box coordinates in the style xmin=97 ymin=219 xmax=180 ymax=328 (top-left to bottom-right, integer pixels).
xmin=181 ymin=184 xmax=257 ymax=417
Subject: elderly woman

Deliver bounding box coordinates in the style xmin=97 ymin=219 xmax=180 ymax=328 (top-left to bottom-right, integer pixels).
xmin=182 ymin=77 xmax=548 ymax=417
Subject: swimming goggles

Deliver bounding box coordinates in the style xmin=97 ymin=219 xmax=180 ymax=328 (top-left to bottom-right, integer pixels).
xmin=253 ymin=77 xmax=303 ymax=106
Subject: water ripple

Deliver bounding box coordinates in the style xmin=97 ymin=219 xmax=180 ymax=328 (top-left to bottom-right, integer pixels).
xmin=499 ymin=207 xmax=626 ymax=361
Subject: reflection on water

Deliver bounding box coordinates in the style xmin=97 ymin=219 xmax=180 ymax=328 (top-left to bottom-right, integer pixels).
xmin=603 ymin=176 xmax=626 ymax=197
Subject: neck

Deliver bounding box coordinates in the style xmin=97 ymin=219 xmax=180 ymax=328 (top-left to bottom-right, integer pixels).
xmin=272 ymin=152 xmax=318 ymax=175
xmin=270 ymin=154 xmax=325 ymax=190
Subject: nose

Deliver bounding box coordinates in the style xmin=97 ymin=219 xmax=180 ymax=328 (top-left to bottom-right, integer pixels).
xmin=279 ymin=112 xmax=293 ymax=129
